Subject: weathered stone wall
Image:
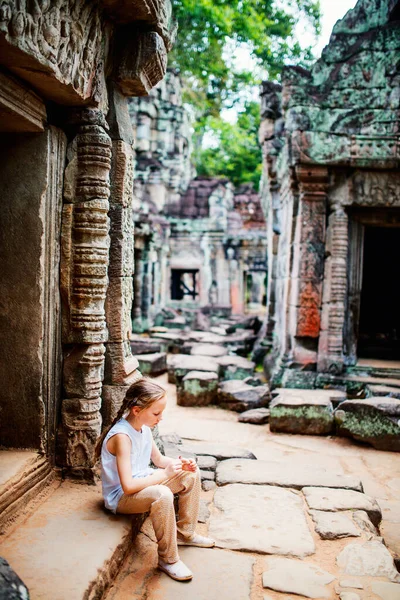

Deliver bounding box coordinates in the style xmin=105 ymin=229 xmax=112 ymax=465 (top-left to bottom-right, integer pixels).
xmin=0 ymin=0 xmax=173 ymax=475
xmin=260 ymin=0 xmax=400 ymax=386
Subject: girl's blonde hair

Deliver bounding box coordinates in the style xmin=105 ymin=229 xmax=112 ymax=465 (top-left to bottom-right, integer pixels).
xmin=94 ymin=377 xmax=166 ymax=460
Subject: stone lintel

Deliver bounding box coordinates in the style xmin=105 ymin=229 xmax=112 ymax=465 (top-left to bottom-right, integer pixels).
xmin=0 ymin=70 xmax=46 ymax=132
xmin=114 ymin=29 xmax=167 ymax=96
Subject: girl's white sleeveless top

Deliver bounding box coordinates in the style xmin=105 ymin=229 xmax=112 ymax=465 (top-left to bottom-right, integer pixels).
xmin=101 ymin=418 xmax=155 ymax=513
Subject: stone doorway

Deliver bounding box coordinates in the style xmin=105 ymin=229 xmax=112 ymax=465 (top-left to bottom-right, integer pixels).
xmin=358 ymin=226 xmax=400 ymax=360
xmin=0 ymin=74 xmax=65 ymax=458
xmin=170 ymin=269 xmax=199 ymax=301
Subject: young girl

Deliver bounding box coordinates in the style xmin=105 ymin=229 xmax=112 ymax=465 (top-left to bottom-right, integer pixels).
xmin=95 ymin=378 xmax=214 ymax=582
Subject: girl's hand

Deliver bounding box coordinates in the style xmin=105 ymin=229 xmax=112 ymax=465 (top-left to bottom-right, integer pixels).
xmin=165 ymin=460 xmax=183 ymax=478
xmin=180 ymin=456 xmax=197 ymax=472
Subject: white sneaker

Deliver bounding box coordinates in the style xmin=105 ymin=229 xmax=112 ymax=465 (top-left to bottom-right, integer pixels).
xmin=158 ymin=559 xmax=193 ymax=581
xmin=177 ymin=533 xmax=215 ymax=548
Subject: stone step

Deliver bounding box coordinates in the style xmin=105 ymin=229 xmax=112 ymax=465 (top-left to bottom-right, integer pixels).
xmin=0 ymin=450 xmax=57 ymax=535
xmin=135 ymin=352 xmax=167 ymax=376
xmin=0 ymin=480 xmax=144 ymax=600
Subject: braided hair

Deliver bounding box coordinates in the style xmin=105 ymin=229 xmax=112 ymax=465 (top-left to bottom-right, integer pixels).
xmin=94 ymin=377 xmax=166 ymax=460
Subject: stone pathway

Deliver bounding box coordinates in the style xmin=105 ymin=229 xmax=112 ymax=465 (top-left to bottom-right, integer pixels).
xmin=105 ymin=374 xmax=400 ymax=600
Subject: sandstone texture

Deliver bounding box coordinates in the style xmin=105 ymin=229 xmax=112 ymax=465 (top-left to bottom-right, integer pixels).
xmin=238 ymin=408 xmax=270 ymax=424
xmin=218 ymin=379 xmax=270 ymax=412
xmin=303 ymin=487 xmax=382 ymax=526
xmin=167 ymin=354 xmax=218 ymax=384
xmin=336 ymin=540 xmax=400 ymax=582
xmin=309 ymin=510 xmax=360 ymax=540
xmin=176 ymin=370 xmax=218 ymax=406
xmin=209 ymin=484 xmax=315 ymax=557
xmin=216 ymin=355 xmax=255 ymax=380
xmin=371 ymin=581 xmax=400 ymax=600
xmin=190 ymin=343 xmax=227 ymax=357
xmin=179 ymin=441 xmax=256 ymax=461
xmin=269 ymin=393 xmax=334 ymax=435
xmin=262 ymin=557 xmax=335 ymax=598
xmin=136 ymin=353 xmax=167 ymax=376
xmin=216 ymin=459 xmax=362 ymax=491
xmin=334 ymin=398 xmax=400 ymax=451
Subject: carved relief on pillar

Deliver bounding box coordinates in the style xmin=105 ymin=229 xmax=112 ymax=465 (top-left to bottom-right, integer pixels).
xmin=291 ymin=166 xmax=328 ymax=341
xmin=317 ymin=200 xmax=349 ymax=374
xmin=58 ymin=109 xmax=111 ymax=473
xmin=0 ymin=1 xmax=106 ymax=104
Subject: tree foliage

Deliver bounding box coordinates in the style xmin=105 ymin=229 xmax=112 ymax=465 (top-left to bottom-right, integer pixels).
xmin=196 ymin=101 xmax=262 ymax=189
xmin=169 ymin=0 xmax=321 ymax=187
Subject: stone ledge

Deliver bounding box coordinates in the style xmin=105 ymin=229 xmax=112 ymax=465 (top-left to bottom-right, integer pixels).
xmin=0 ymin=480 xmax=146 ymax=600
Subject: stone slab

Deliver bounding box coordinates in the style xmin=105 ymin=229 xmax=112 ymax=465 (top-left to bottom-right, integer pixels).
xmin=136 ymin=353 xmax=167 ymax=376
xmin=198 ymin=499 xmax=210 ymax=523
xmin=334 ymin=398 xmax=400 ymax=451
xmin=202 ymin=480 xmax=216 ymax=492
xmin=0 ymin=481 xmax=133 ymax=600
xmin=177 ymin=371 xmax=219 ymax=407
xmin=196 ymin=455 xmax=217 ymax=471
xmin=262 ymin=557 xmax=335 ymax=598
xmin=270 ymin=393 xmax=334 ymax=435
xmin=190 ymin=344 xmax=227 ymax=357
xmin=209 ymin=484 xmax=315 ymax=557
xmin=167 ymin=354 xmax=218 ymax=384
xmin=336 ymin=540 xmax=400 ymax=582
xmin=303 ymin=487 xmax=382 ymax=526
xmin=309 ymin=510 xmax=360 ymax=540
xmin=179 ymin=441 xmax=256 ymax=461
xmin=216 ymin=355 xmax=255 ymax=380
xmin=339 ymin=579 xmax=363 ymax=589
xmin=218 ymin=380 xmax=270 ymax=412
xmin=216 ymin=459 xmax=362 ymax=491
xmin=200 ymin=469 xmax=215 ymax=481
xmin=371 ymin=581 xmax=400 ymax=600
xmin=238 ymin=408 xmax=270 ymax=424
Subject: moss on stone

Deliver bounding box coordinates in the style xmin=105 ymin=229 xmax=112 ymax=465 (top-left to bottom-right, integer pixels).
xmin=271 ymin=405 xmax=333 ymax=422
xmin=335 ymin=409 xmax=400 ymax=438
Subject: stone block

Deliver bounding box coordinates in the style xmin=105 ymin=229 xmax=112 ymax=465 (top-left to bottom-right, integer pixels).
xmin=262 ymin=558 xmax=334 ymax=598
xmin=309 ymin=510 xmax=360 ymax=540
xmin=216 ymin=355 xmax=255 ymax=380
xmin=200 ymin=469 xmax=215 ymax=481
xmin=209 ymin=484 xmax=315 ymax=557
xmin=177 ymin=371 xmax=219 ymax=407
xmin=218 ymin=380 xmax=271 ymax=412
xmin=196 ymin=455 xmax=217 ymax=471
xmin=190 ymin=343 xmax=228 ymax=357
xmin=108 ymin=204 xmax=134 ymax=277
xmin=238 ymin=408 xmax=270 ymax=424
xmin=105 ymin=341 xmax=140 ymax=385
xmin=281 ymin=369 xmax=317 ymax=389
xmin=105 ymin=277 xmax=133 ymax=342
xmin=303 ymin=487 xmax=382 ymax=526
xmin=334 ymin=398 xmax=400 ymax=451
xmin=336 ymin=541 xmax=400 ymax=582
xmin=102 ymin=385 xmax=130 ymax=427
xmin=136 ymin=352 xmax=167 ymax=376
xmin=269 ymin=391 xmax=334 ymax=435
xmin=167 ymin=354 xmax=218 ymax=384
xmin=130 ymin=339 xmax=161 ymax=354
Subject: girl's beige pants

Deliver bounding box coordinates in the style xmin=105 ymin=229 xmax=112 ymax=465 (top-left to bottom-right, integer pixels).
xmin=116 ymin=468 xmax=201 ymax=563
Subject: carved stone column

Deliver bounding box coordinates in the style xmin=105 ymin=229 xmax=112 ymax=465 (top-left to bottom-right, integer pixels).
xmin=141 ymin=243 xmax=152 ymax=329
xmin=103 ymin=90 xmax=141 ymax=427
xmin=318 ymin=201 xmax=349 ymax=373
xmin=57 ymin=109 xmax=111 ymax=476
xmin=288 ymin=166 xmax=328 ymax=368
xmin=132 ymin=245 xmax=144 ymax=332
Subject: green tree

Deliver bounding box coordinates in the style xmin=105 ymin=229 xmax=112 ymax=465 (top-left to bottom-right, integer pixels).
xmin=196 ymin=101 xmax=262 ymax=189
xmin=169 ymin=0 xmax=321 ymax=188
xmin=170 ymin=0 xmax=321 ymax=119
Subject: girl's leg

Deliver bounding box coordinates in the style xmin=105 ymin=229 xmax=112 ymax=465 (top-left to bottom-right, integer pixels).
xmin=163 ymin=469 xmax=201 ymax=540
xmin=117 ymin=485 xmax=179 ymax=563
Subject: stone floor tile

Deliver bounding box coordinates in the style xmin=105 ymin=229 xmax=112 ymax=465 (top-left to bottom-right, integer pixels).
xmin=336 ymin=540 xmax=400 ymax=582
xmin=262 ymin=557 xmax=335 ymax=598
xmin=303 ymin=487 xmax=382 ymax=526
xmin=209 ymin=484 xmax=315 ymax=557
xmin=309 ymin=510 xmax=360 ymax=539
xmin=371 ymin=581 xmax=400 ymax=600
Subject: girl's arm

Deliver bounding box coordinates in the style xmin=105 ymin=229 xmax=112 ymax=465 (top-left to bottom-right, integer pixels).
xmin=114 ymin=434 xmax=181 ymax=495
xmin=151 ymin=440 xmax=197 ymax=472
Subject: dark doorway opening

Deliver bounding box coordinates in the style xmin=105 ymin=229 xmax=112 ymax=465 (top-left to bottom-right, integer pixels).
xmin=358 ymin=227 xmax=400 ymax=359
xmin=171 ymin=269 xmax=199 ymax=301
